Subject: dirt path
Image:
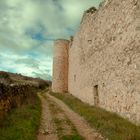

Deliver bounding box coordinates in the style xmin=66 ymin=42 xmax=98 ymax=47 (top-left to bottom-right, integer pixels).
xmin=37 ymin=92 xmax=104 ymax=140
xmin=47 ymin=93 xmax=104 ymax=140
xmin=37 ymin=94 xmax=58 ymax=140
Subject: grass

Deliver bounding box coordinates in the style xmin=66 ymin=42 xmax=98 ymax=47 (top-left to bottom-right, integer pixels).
xmin=61 ymin=135 xmax=84 ymax=140
xmin=0 ymin=92 xmax=41 ymax=140
xmin=43 ymin=94 xmax=84 ymax=140
xmin=50 ymin=92 xmax=140 ymax=140
xmin=53 ymin=117 xmax=84 ymax=140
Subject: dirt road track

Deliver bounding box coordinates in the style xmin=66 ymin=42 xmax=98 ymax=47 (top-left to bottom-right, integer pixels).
xmin=37 ymin=93 xmax=104 ymax=140
xmin=37 ymin=94 xmax=58 ymax=140
xmin=47 ymin=93 xmax=104 ymax=140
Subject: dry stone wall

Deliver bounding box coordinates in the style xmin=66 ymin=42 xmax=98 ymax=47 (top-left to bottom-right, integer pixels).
xmin=0 ymin=81 xmax=48 ymax=118
xmin=0 ymin=83 xmax=37 ymax=117
xmin=68 ymin=0 xmax=140 ymax=124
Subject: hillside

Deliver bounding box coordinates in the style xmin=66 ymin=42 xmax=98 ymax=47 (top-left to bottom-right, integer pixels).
xmin=0 ymin=71 xmax=50 ymax=88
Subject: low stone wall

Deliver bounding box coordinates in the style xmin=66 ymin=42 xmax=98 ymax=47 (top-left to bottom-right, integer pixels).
xmin=0 ymin=83 xmax=38 ymax=117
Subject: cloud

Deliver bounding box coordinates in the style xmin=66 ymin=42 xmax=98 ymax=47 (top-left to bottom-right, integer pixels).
xmin=0 ymin=52 xmax=52 ymax=80
xmin=0 ymin=0 xmax=102 ymax=80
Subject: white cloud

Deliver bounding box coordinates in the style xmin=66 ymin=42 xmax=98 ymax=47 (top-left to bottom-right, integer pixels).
xmin=0 ymin=52 xmax=52 ymax=80
xmin=0 ymin=0 xmax=102 ymax=80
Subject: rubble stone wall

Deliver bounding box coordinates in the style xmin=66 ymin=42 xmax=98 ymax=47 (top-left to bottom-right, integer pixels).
xmin=0 ymin=83 xmax=37 ymax=117
xmin=68 ymin=0 xmax=140 ymax=124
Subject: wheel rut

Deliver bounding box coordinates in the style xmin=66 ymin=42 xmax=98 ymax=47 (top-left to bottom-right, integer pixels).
xmin=37 ymin=92 xmax=104 ymax=140
xmin=37 ymin=94 xmax=58 ymax=140
xmin=47 ymin=93 xmax=104 ymax=140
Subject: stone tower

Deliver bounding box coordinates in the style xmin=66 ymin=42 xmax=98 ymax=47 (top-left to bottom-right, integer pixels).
xmin=52 ymin=39 xmax=69 ymax=93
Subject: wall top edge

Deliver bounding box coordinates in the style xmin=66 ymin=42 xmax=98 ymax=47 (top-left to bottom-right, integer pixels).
xmin=54 ymin=39 xmax=70 ymax=42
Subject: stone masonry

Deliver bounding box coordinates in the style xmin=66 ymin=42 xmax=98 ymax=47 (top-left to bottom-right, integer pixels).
xmin=52 ymin=0 xmax=140 ymax=124
xmin=52 ymin=39 xmax=69 ymax=93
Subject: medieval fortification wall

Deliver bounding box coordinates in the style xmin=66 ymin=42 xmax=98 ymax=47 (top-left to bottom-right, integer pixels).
xmin=52 ymin=0 xmax=140 ymax=124
xmin=52 ymin=39 xmax=69 ymax=93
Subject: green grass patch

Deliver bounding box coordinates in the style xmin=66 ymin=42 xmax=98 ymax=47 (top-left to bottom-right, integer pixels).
xmin=0 ymin=93 xmax=41 ymax=140
xmin=50 ymin=92 xmax=140 ymax=140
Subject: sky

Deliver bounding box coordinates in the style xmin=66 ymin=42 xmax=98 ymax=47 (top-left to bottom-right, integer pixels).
xmin=0 ymin=0 xmax=102 ymax=80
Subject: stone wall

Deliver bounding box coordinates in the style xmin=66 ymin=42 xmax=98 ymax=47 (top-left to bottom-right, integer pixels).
xmin=0 ymin=83 xmax=37 ymax=116
xmin=52 ymin=39 xmax=69 ymax=93
xmin=68 ymin=0 xmax=140 ymax=124
xmin=0 ymin=81 xmax=49 ymax=119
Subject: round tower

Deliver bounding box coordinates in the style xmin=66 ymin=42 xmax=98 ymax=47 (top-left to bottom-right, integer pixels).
xmin=52 ymin=39 xmax=69 ymax=93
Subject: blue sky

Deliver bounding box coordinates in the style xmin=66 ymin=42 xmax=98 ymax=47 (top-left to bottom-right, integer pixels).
xmin=0 ymin=0 xmax=102 ymax=80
